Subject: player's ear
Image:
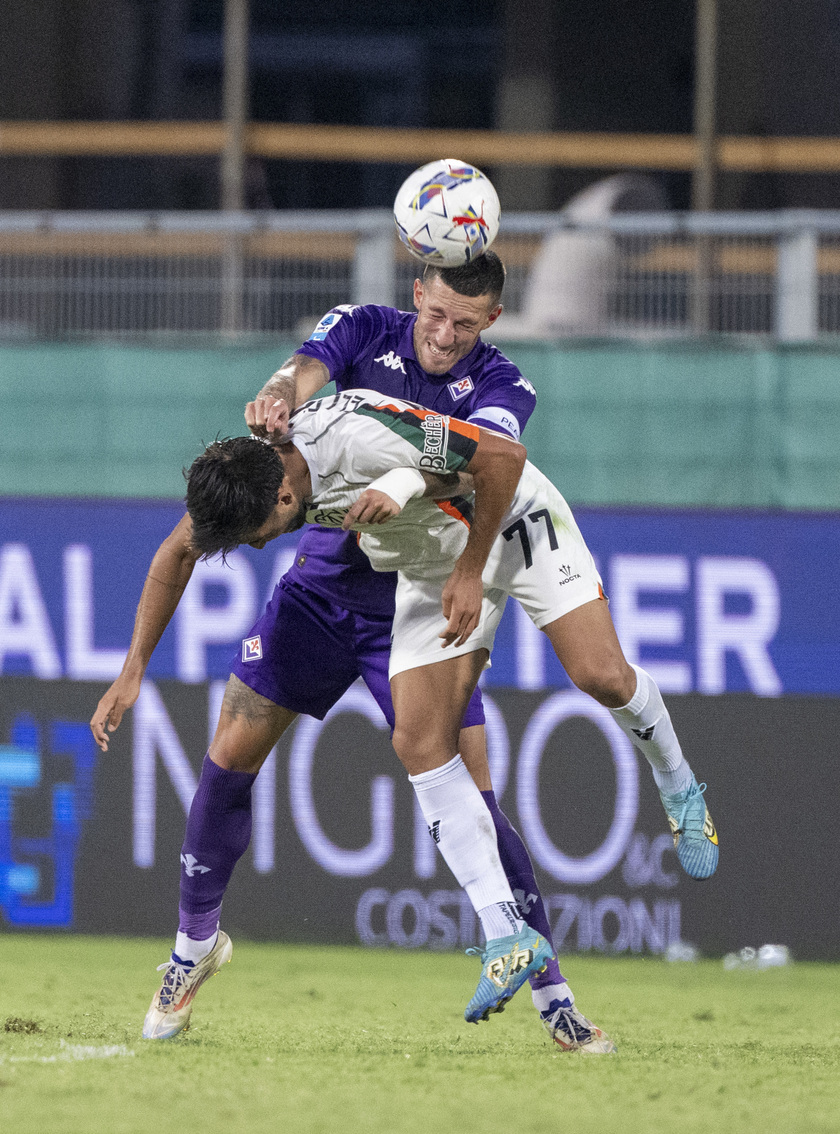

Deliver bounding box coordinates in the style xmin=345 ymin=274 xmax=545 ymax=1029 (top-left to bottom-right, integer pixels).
xmin=413 ymin=278 xmax=424 ymax=310
xmin=485 ymin=303 xmax=503 ymax=326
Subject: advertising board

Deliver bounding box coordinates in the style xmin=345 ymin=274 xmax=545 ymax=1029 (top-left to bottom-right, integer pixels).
xmin=1 ymin=500 xmax=837 ymax=956
xmin=1 ymin=678 xmax=837 ymax=959
xmin=1 ymin=498 xmax=837 ymax=693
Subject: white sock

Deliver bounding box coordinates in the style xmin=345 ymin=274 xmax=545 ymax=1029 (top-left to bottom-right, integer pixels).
xmin=174 ymin=929 xmax=218 ymax=964
xmin=532 ymin=982 xmax=574 ymax=1013
xmin=409 ymin=755 xmax=519 ymax=923
xmin=610 ymin=664 xmax=694 ymax=796
xmin=477 ymin=901 xmax=524 ymax=939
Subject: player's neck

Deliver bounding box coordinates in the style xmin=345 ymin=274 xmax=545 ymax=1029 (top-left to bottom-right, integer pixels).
xmin=277 ymin=441 xmax=312 ymax=499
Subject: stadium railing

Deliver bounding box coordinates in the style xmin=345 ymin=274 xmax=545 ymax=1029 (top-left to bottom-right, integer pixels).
xmin=1 ymin=209 xmax=839 ymax=340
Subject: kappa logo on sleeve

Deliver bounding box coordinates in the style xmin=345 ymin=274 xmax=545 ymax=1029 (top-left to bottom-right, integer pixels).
xmin=242 ymin=635 xmax=263 ymax=662
xmin=308 ymin=311 xmax=344 ymax=341
xmin=513 ymin=376 xmax=537 ymax=396
xmin=448 ymin=376 xmax=474 ymax=400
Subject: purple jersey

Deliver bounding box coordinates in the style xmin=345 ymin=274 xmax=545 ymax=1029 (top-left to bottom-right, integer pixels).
xmin=283 ymin=303 xmax=536 ymax=613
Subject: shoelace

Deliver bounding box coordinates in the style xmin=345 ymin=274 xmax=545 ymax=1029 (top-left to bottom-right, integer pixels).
xmin=546 ymin=1006 xmax=593 ymax=1046
xmin=155 ymin=958 xmax=194 ymax=1009
xmin=676 ymin=781 xmax=708 ymax=833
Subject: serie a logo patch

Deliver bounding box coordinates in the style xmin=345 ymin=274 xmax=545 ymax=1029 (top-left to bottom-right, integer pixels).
xmin=242 ymin=635 xmax=263 ymax=662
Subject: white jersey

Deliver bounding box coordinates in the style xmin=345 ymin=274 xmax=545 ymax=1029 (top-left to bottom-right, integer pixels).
xmin=288 ymin=388 xmax=603 ymax=674
xmin=289 ymin=388 xmax=480 ymax=578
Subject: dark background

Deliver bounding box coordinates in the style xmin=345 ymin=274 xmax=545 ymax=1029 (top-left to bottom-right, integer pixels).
xmin=2 ymin=678 xmax=837 ymax=960
xmin=2 ymin=0 xmax=840 ymax=211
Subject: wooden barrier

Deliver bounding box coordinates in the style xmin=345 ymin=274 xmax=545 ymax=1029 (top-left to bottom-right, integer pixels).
xmin=1 ymin=228 xmax=838 ymax=278
xmin=1 ymin=121 xmax=840 ymax=172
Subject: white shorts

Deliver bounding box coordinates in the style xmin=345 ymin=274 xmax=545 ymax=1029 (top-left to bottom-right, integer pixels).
xmin=388 ymin=465 xmax=603 ymax=679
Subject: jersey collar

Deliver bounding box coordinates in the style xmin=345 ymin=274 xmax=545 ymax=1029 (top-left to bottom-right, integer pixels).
xmin=289 ymin=436 xmax=321 ymax=499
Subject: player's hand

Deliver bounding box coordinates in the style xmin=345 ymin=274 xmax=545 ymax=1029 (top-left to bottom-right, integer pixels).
xmin=245 ymin=394 xmax=291 ymax=439
xmin=439 ymin=568 xmax=483 ymax=647
xmin=90 ymin=674 xmax=143 ymax=752
xmin=342 ymin=489 xmax=402 ymax=529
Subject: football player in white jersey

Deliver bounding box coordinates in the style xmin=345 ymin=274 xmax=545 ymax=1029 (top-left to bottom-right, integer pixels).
xmin=183 ymin=388 xmax=719 ymax=1028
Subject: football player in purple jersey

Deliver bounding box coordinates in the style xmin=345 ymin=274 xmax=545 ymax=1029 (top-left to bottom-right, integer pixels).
xmin=92 ymin=253 xmax=613 ymax=1049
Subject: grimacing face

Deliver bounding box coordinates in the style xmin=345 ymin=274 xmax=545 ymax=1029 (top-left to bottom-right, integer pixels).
xmin=412 ymin=275 xmax=501 ymax=375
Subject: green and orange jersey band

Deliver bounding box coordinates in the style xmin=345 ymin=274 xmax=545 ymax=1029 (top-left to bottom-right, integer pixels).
xmin=355 ymin=401 xmax=480 ymax=472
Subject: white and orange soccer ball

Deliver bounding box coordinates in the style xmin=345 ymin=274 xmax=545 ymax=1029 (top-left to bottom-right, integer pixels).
xmin=393 ymin=159 xmax=501 ymax=267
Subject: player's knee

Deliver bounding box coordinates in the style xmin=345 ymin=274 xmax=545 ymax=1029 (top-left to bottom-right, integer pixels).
xmin=391 ymin=725 xmax=449 ymax=776
xmin=569 ymin=656 xmax=636 ymax=708
xmin=209 ymin=676 xmax=291 ymax=772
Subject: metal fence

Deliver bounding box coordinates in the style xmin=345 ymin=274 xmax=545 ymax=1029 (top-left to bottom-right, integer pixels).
xmin=0 ymin=209 xmax=839 ymax=340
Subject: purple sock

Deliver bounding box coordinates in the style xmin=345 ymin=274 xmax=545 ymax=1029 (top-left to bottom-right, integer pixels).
xmin=481 ymin=789 xmax=566 ymax=989
xmin=178 ymin=754 xmax=256 ymax=940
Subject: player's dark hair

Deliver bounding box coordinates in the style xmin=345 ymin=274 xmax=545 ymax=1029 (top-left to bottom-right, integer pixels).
xmin=184 ymin=436 xmax=285 ymax=559
xmin=423 ymin=250 xmax=505 ymax=304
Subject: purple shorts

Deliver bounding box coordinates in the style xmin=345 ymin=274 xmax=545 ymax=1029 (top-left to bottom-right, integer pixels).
xmin=231 ymin=578 xmax=486 ymax=730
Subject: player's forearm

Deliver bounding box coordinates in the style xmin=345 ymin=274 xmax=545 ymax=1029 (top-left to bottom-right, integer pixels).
xmin=120 ymin=523 xmax=198 ymax=678
xmin=458 ymin=435 xmax=526 ymax=575
xmin=258 ymin=354 xmax=329 ymax=410
xmin=421 ymin=470 xmax=475 ymax=500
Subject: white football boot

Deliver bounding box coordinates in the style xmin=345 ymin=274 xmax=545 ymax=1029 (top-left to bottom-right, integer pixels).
xmin=142 ymin=931 xmax=233 ymax=1039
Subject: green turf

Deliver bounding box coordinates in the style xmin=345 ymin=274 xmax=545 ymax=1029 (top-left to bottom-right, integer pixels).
xmin=1 ymin=935 xmax=837 ymax=1134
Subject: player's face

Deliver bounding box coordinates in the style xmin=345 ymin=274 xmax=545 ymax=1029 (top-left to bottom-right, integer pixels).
xmin=412 ymin=275 xmax=502 ymax=375
xmin=246 ymin=486 xmax=307 ymax=548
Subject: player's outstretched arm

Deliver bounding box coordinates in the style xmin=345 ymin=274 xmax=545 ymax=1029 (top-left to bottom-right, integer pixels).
xmin=90 ymin=515 xmax=200 ymax=752
xmin=440 ymin=429 xmax=527 ymax=647
xmin=245 ymin=354 xmax=330 ymax=439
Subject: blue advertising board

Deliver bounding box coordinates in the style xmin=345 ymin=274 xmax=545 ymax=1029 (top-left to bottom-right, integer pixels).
xmin=0 ymin=498 xmax=835 ymax=694
xmin=1 ymin=499 xmax=838 ymax=953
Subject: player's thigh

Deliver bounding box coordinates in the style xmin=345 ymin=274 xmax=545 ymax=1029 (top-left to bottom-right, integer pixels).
xmin=354 ymin=609 xmax=487 ymax=736
xmin=388 ymin=571 xmax=505 ymax=679
xmin=232 ymin=578 xmax=362 ymax=720
xmin=209 ymin=674 xmax=298 ymax=772
xmin=390 ymin=649 xmax=489 ymax=775
xmin=542 ymin=598 xmax=636 ymax=707
xmin=494 ymin=472 xmax=634 ymax=704
xmin=496 ymin=472 xmax=603 ymax=634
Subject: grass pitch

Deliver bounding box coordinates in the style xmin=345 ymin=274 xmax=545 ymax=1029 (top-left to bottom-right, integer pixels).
xmin=1 ymin=936 xmax=838 ymax=1134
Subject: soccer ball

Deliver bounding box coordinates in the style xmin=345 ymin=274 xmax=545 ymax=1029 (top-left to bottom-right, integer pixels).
xmin=393 ymin=159 xmax=501 ymax=267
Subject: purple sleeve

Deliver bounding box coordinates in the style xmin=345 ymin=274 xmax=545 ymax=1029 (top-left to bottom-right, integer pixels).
xmin=294 ymin=304 xmax=375 ymax=383
xmin=467 ymin=364 xmax=537 ymax=441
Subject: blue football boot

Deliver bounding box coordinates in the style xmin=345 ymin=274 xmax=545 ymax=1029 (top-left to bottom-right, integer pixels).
xmin=659 ymin=776 xmax=719 ymax=880
xmin=464 ymin=925 xmax=555 ymax=1024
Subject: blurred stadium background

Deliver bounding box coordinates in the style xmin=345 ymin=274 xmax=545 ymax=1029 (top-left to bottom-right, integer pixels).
xmin=1 ymin=0 xmax=838 ymax=964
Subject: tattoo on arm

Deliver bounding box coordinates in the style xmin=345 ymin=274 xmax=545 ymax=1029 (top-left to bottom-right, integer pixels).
xmin=259 ymin=367 xmax=298 ymax=407
xmin=421 ymin=470 xmax=475 ymax=500
xmin=259 ymin=354 xmax=328 ymax=410
xmin=146 ymin=571 xmax=188 ymax=591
